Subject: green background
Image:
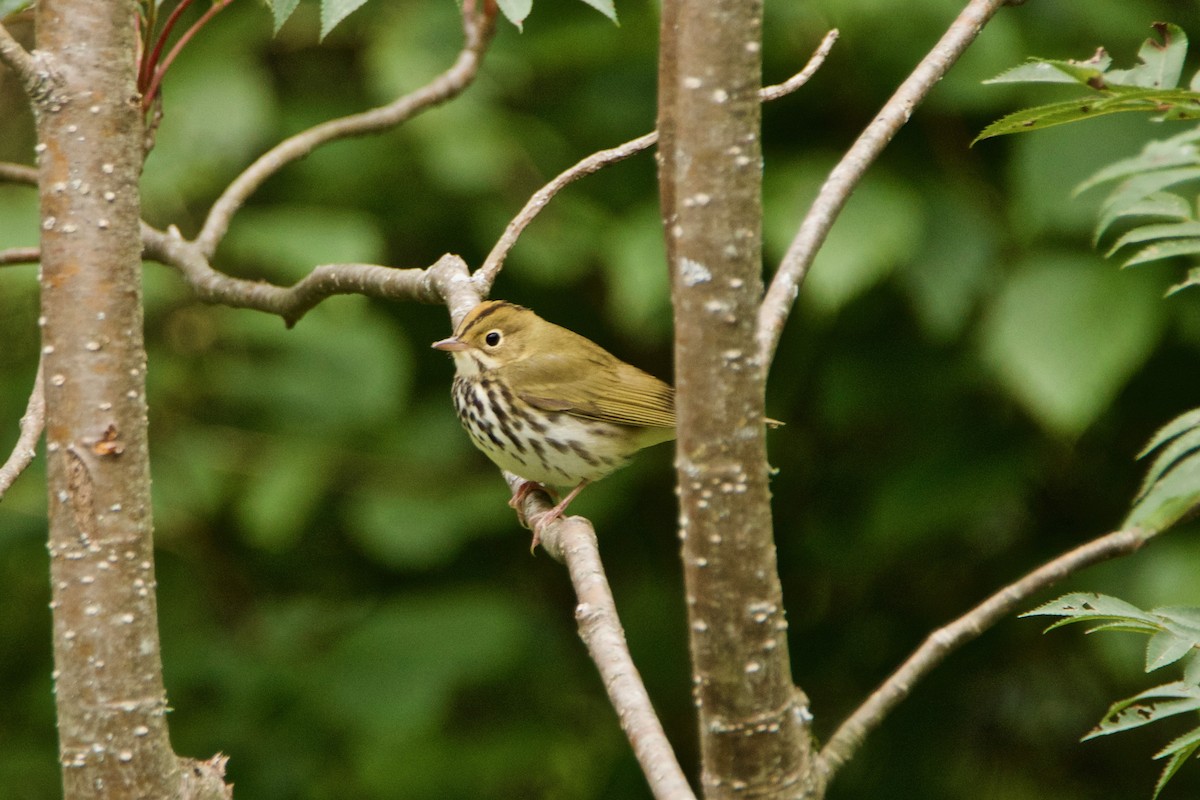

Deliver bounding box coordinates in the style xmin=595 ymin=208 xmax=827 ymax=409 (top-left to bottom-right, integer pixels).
xmin=3 ymin=0 xmax=1200 ymax=797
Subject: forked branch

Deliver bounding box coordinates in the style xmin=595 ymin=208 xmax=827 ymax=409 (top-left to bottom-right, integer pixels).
xmin=756 ymin=0 xmax=1013 ymax=366
xmin=194 ymin=0 xmax=497 ymax=258
xmin=0 ymin=22 xmax=42 ymax=98
xmin=475 ymin=29 xmax=839 ymax=292
xmin=817 ymin=527 xmax=1152 ymax=784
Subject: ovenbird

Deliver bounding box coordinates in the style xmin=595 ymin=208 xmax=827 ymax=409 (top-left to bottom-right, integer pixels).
xmin=432 ymin=300 xmax=675 ymax=534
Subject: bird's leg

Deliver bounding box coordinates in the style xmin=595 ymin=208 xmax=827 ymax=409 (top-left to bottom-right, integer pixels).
xmin=527 ymin=480 xmax=589 ymax=552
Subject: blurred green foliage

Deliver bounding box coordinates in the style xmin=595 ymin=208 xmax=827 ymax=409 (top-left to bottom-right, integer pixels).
xmin=4 ymin=1 xmax=1200 ymax=798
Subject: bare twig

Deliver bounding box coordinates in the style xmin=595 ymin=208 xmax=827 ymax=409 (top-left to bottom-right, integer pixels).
xmin=508 ymin=476 xmax=697 ymax=800
xmin=0 ymin=247 xmax=39 ymax=266
xmin=142 ymin=224 xmax=480 ymax=326
xmin=0 ymin=22 xmax=41 ymax=97
xmin=0 ymin=357 xmax=44 ymax=501
xmin=475 ymin=30 xmax=838 ymax=292
xmin=0 ymin=161 xmax=38 ymax=186
xmin=756 ymin=0 xmax=1012 ymax=367
xmin=141 ymin=0 xmax=233 ymax=112
xmin=194 ymin=0 xmax=497 ymax=258
xmin=817 ymin=527 xmax=1152 ymax=784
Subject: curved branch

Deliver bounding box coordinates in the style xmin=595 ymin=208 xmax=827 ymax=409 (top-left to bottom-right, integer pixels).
xmin=142 ymin=224 xmax=480 ymax=326
xmin=0 ymin=356 xmax=44 ymax=501
xmin=194 ymin=0 xmax=497 ymax=258
xmin=0 ymin=161 xmax=38 ymax=186
xmin=756 ymin=0 xmax=1012 ymax=367
xmin=510 ymin=476 xmax=697 ymax=800
xmin=0 ymin=23 xmax=41 ymax=98
xmin=0 ymin=246 xmax=39 ymax=266
xmin=474 ymin=29 xmax=838 ymax=293
xmin=817 ymin=527 xmax=1152 ymax=784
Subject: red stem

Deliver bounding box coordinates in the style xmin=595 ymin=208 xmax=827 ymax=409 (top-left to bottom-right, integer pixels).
xmin=139 ymin=0 xmax=197 ymax=94
xmin=142 ymin=0 xmax=234 ymax=111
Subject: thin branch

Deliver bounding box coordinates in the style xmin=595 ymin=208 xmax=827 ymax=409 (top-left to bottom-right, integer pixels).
xmin=194 ymin=0 xmax=497 ymax=258
xmin=0 ymin=247 xmax=39 ymax=266
xmin=142 ymin=224 xmax=480 ymax=326
xmin=0 ymin=356 xmax=44 ymax=500
xmin=139 ymin=0 xmax=198 ymax=95
xmin=474 ymin=29 xmax=838 ymax=293
xmin=142 ymin=0 xmax=232 ymax=112
xmin=756 ymin=0 xmax=1012 ymax=367
xmin=817 ymin=527 xmax=1152 ymax=784
xmin=509 ymin=476 xmax=697 ymax=800
xmin=0 ymin=161 xmax=38 ymax=186
xmin=0 ymin=22 xmax=41 ymax=98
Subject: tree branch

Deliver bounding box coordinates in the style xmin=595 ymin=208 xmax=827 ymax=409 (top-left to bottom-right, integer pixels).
xmin=0 ymin=246 xmax=40 ymax=266
xmin=0 ymin=22 xmax=44 ymax=98
xmin=0 ymin=356 xmax=44 ymax=500
xmin=193 ymin=0 xmax=497 ymax=258
xmin=475 ymin=30 xmax=838 ymax=294
xmin=509 ymin=477 xmax=697 ymax=800
xmin=142 ymin=224 xmax=480 ymax=327
xmin=756 ymin=0 xmax=1012 ymax=367
xmin=817 ymin=527 xmax=1152 ymax=784
xmin=0 ymin=161 xmax=39 ymax=185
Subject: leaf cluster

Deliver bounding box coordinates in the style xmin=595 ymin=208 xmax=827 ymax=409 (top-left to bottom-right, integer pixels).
xmin=1025 ymin=593 xmax=1200 ymax=799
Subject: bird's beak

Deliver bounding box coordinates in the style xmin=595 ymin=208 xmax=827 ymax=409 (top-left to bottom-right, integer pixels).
xmin=431 ymin=336 xmax=468 ymax=352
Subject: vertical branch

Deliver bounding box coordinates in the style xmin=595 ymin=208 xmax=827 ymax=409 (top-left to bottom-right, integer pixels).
xmin=658 ymin=3 xmax=813 ymax=799
xmin=33 ymin=0 xmax=215 ymax=796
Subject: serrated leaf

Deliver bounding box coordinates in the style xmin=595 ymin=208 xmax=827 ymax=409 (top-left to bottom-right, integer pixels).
xmin=984 ymin=58 xmax=1106 ymax=86
xmin=1184 ymin=652 xmax=1200 ymax=684
xmin=495 ymin=0 xmax=532 ymax=29
xmin=1167 ymin=266 xmax=1200 ymax=294
xmin=576 ymin=0 xmax=617 ymax=24
xmin=1095 ymin=193 xmax=1194 ymax=245
xmin=1023 ymin=592 xmax=1162 ymax=625
xmin=1156 ymin=726 xmax=1200 ymax=760
xmin=1080 ymin=620 xmax=1163 ymax=636
xmin=976 ymin=90 xmax=1200 ymax=144
xmin=1133 ymin=420 xmax=1200 ymax=502
xmin=1147 ymin=629 xmax=1200 ymax=672
xmin=1083 ymin=681 xmax=1200 ymax=739
xmin=1123 ymin=237 xmax=1200 ymax=267
xmin=1106 ymin=221 xmax=1200 ymax=256
xmin=1106 ymin=24 xmax=1188 ymax=90
xmin=1139 ymin=407 xmax=1200 ymax=458
xmin=1098 ymin=166 xmax=1200 ymax=214
xmin=1077 ymin=131 xmax=1200 ymax=196
xmin=1153 ymin=738 xmax=1200 ymax=800
xmin=1126 ymin=445 xmax=1200 ymax=531
xmin=269 ymin=0 xmax=302 ymax=33
xmin=319 ymin=0 xmax=368 ymax=39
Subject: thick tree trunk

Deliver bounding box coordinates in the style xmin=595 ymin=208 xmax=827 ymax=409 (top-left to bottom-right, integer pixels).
xmin=658 ymin=2 xmax=814 ymax=798
xmin=33 ymin=1 xmax=192 ymax=797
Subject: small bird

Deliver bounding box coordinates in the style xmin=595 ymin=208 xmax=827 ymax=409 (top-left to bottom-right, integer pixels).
xmin=432 ymin=300 xmax=675 ymax=542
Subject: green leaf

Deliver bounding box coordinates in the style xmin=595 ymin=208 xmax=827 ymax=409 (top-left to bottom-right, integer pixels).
xmin=1138 ymin=407 xmax=1200 ymax=459
xmin=1157 ymin=726 xmax=1200 ymax=760
xmin=320 ymin=0 xmax=368 ymax=39
xmin=1132 ymin=411 xmax=1200 ymax=501
xmin=1147 ymin=629 xmax=1200 ymax=672
xmin=1107 ymin=221 xmax=1200 ymax=256
xmin=1083 ymin=681 xmax=1200 ymax=739
xmin=1124 ymin=237 xmax=1200 ymax=268
xmin=1076 ymin=128 xmax=1200 ymax=196
xmin=495 ymin=0 xmax=532 ymax=29
xmin=1098 ymin=166 xmax=1200 ymax=214
xmin=975 ymin=90 xmax=1200 ymax=144
xmin=1153 ymin=735 xmax=1200 ymax=800
xmin=0 ymin=0 xmax=32 ymax=16
xmin=1106 ymin=24 xmax=1188 ymax=90
xmin=1094 ymin=193 xmax=1193 ymax=245
xmin=1126 ymin=445 xmax=1200 ymax=531
xmin=984 ymin=53 xmax=1113 ymax=86
xmin=268 ymin=0 xmax=301 ymax=32
xmin=1023 ymin=592 xmax=1162 ymax=627
xmin=980 ymin=257 xmax=1163 ymax=436
xmin=1168 ymin=266 xmax=1200 ymax=294
xmin=576 ymin=0 xmax=618 ymax=24
xmin=1185 ymin=651 xmax=1200 ymax=684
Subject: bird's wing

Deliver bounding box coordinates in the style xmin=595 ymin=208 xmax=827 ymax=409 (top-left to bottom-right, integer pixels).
xmin=507 ymin=353 xmax=675 ymax=429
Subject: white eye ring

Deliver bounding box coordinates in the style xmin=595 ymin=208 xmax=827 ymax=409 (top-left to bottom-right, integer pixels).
xmin=484 ymin=330 xmax=502 ymax=347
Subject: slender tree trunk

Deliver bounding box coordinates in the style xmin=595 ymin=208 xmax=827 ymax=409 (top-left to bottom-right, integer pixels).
xmin=658 ymin=2 xmax=814 ymax=798
xmin=33 ymin=1 xmax=196 ymax=797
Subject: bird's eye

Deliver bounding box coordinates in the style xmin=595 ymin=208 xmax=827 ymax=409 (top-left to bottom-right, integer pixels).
xmin=484 ymin=330 xmax=502 ymax=347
